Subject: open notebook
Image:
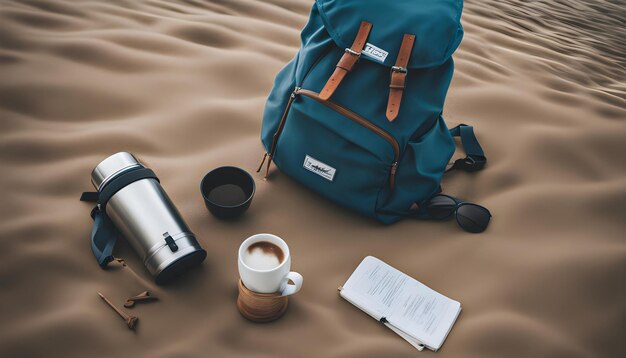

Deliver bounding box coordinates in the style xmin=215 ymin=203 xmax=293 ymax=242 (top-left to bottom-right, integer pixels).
xmin=339 ymin=256 xmax=461 ymax=352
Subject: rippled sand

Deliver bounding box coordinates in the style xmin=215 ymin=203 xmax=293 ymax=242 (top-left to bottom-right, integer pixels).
xmin=0 ymin=0 xmax=624 ymax=357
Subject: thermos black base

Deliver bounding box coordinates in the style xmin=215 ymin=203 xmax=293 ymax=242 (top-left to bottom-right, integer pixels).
xmin=155 ymin=250 xmax=207 ymax=285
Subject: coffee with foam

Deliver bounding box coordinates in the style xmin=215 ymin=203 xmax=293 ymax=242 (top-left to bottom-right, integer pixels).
xmin=242 ymin=241 xmax=284 ymax=270
xmin=238 ymin=233 xmax=303 ymax=296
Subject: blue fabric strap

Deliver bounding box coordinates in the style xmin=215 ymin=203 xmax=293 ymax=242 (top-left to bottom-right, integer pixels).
xmin=448 ymin=124 xmax=486 ymax=172
xmin=80 ymin=167 xmax=158 ymax=269
xmin=81 ymin=196 xmax=119 ymax=269
xmin=98 ymin=168 xmax=158 ymax=210
xmin=89 ymin=206 xmax=118 ymax=268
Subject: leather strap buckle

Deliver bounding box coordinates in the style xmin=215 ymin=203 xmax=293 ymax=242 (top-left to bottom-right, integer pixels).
xmin=389 ymin=68 xmax=407 ymax=89
xmin=386 ymin=34 xmax=415 ymax=122
xmin=319 ymin=21 xmax=372 ymax=100
xmin=344 ymin=48 xmax=361 ymax=57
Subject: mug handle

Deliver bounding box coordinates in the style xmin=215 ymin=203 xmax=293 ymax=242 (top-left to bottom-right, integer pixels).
xmin=280 ymin=272 xmax=303 ymax=296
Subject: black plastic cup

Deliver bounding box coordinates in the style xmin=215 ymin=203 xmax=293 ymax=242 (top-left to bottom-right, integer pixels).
xmin=200 ymin=166 xmax=255 ymax=219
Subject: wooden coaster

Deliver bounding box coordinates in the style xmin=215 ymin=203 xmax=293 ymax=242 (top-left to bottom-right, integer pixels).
xmin=236 ymin=279 xmax=288 ymax=323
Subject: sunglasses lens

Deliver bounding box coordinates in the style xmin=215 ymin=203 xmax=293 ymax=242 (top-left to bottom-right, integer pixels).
xmin=426 ymin=195 xmax=457 ymax=219
xmin=456 ymin=204 xmax=491 ymax=233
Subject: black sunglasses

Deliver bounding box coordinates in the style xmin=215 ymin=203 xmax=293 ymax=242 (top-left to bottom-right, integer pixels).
xmin=424 ymin=194 xmax=491 ymax=233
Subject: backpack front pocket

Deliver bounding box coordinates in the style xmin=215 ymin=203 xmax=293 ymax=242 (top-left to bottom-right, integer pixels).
xmin=269 ymin=88 xmax=399 ymax=219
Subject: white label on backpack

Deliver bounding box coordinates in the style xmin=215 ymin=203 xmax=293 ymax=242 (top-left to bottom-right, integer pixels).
xmin=303 ymin=155 xmax=336 ymax=181
xmin=362 ymin=43 xmax=388 ymax=63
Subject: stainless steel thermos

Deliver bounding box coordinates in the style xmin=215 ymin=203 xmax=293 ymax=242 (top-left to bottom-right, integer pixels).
xmin=83 ymin=152 xmax=206 ymax=284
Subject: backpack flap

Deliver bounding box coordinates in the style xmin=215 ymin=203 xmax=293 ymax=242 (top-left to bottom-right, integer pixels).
xmin=315 ymin=0 xmax=464 ymax=69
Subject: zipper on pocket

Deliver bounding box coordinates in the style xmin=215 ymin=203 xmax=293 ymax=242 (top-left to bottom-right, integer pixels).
xmin=257 ymin=87 xmax=300 ymax=179
xmin=259 ymin=87 xmax=400 ymax=189
xmin=296 ymin=88 xmax=400 ymax=189
xmin=257 ymin=45 xmax=335 ymax=178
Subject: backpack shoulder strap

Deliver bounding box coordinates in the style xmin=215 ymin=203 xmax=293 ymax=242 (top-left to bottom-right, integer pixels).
xmin=319 ymin=21 xmax=372 ymax=100
xmin=447 ymin=124 xmax=487 ymax=172
xmin=386 ymin=33 xmax=415 ymax=122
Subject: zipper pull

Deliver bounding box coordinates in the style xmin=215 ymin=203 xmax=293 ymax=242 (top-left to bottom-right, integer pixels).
xmin=264 ymin=155 xmax=273 ymax=180
xmin=256 ymin=152 xmax=268 ymax=173
xmin=390 ymin=162 xmax=398 ymax=190
xmin=257 ymin=152 xmax=273 ymax=180
xmin=261 ymin=88 xmax=298 ymax=181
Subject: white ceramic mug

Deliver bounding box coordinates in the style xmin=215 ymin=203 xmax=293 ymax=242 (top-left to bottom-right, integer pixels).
xmin=238 ymin=234 xmax=303 ymax=296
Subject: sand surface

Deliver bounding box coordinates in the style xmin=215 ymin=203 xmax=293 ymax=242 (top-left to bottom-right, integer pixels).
xmin=1 ymin=0 xmax=625 ymax=357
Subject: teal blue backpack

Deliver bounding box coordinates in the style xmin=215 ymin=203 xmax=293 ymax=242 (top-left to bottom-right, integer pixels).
xmin=259 ymin=0 xmax=487 ymax=225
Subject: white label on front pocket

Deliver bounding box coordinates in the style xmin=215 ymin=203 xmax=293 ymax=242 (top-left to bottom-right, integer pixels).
xmin=303 ymin=155 xmax=336 ymax=181
xmin=362 ymin=43 xmax=388 ymax=63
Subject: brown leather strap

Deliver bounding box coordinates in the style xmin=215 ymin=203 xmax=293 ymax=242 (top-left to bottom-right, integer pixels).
xmin=319 ymin=21 xmax=372 ymax=100
xmin=386 ymin=34 xmax=415 ymax=122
